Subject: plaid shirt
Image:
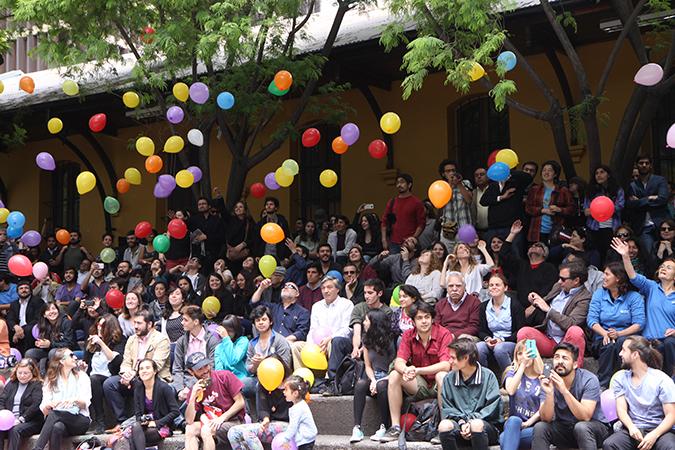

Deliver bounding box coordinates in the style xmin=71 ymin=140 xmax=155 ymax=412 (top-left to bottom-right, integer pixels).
xmin=440 ymin=181 xmax=473 ymax=248
xmin=524 ymin=183 xmax=574 ymax=242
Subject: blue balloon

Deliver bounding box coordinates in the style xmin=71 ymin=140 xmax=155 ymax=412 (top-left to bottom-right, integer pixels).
xmin=217 ymin=92 xmax=235 ymax=110
xmin=326 ymin=270 xmax=343 ymax=283
xmin=7 ymin=226 xmax=22 ymax=239
xmin=497 ymin=51 xmax=517 ymax=72
xmin=6 ymin=211 xmax=25 ymax=228
xmin=487 ymin=162 xmax=510 ymax=182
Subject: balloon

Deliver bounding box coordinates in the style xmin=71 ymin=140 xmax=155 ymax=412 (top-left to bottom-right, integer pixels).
xmin=312 ymin=327 xmax=331 ymax=345
xmin=487 ymin=149 xmax=499 ymax=166
xmin=187 ymin=166 xmax=203 ymax=183
xmin=123 ymin=168 xmax=141 ymax=186
xmin=123 ymin=91 xmax=140 ymax=108
xmin=589 ymin=196 xmax=615 ymax=222
xmin=258 ymin=255 xmax=277 ymax=278
xmin=319 ymin=169 xmax=338 ymax=188
xmin=9 ymin=349 xmax=21 ymax=362
xmin=21 ymin=230 xmax=41 ymax=247
xmin=142 ymin=25 xmax=155 ymax=43
xmin=468 ymin=62 xmax=485 ymax=81
xmin=634 ymin=63 xmax=663 ymax=86
xmin=331 ymin=136 xmax=348 ymax=154
xmin=261 ymin=223 xmax=285 ymax=244
xmin=257 ymin=358 xmax=284 ymax=391
xmin=189 ymin=82 xmax=210 ymax=104
xmin=0 ymin=409 xmax=14 ymax=431
xmin=88 ymin=113 xmax=107 ymax=133
xmin=217 ymin=92 xmax=235 ymax=110
xmin=282 ymin=159 xmax=299 ymax=176
xmin=158 ymin=174 xmax=177 ymax=190
xmin=300 ymin=343 xmax=328 ymax=370
xmin=100 ymin=247 xmax=116 ymax=264
xmin=326 ymin=270 xmax=343 ymax=283
xmin=274 ymin=167 xmax=294 ymax=188
xmin=116 ymin=178 xmax=131 ymax=194
xmin=401 ymin=413 xmax=417 ymax=432
xmin=264 ymin=172 xmax=280 ymax=190
xmin=145 ymin=155 xmax=163 ymax=174
xmin=166 ymin=106 xmax=184 ymax=124
xmin=497 ymin=51 xmax=517 ymax=71
xmin=206 ymin=324 xmax=222 ymax=343
xmin=19 ymin=76 xmax=34 ymax=94
xmin=0 ymin=81 xmax=3 ymax=94
xmin=187 ymin=129 xmax=204 ymax=147
xmin=168 ymin=219 xmax=188 ymax=239
xmin=47 ymin=118 xmax=63 ymax=134
xmin=293 ymin=368 xmax=315 ymax=388
xmin=32 ymin=262 xmax=49 ymax=280
xmin=380 ymin=112 xmax=401 ymax=134
xmin=428 ymin=180 xmax=452 ymax=209
xmin=6 ymin=227 xmax=22 ymax=240
xmin=35 ymin=152 xmax=56 ymax=171
xmin=340 ymin=123 xmax=360 ymax=146
xmin=7 ymin=211 xmax=25 ymax=228
xmin=153 ymin=183 xmax=173 ymax=199
xmin=0 ymin=208 xmax=7 ymax=224
xmin=274 ymin=70 xmax=293 ymax=91
xmin=176 ymin=170 xmax=195 ymax=188
xmin=600 ymin=389 xmax=617 ymax=422
xmin=368 ymin=139 xmax=388 ymax=159
xmin=104 ymin=196 xmax=121 ymax=214
xmin=164 ymin=136 xmax=185 ymax=153
xmin=153 ymin=234 xmax=170 ymax=253
xmin=56 ymin=229 xmax=70 ymax=245
xmin=8 ymin=255 xmax=32 ymax=277
xmin=267 ymin=80 xmax=289 ymax=96
xmin=105 ymin=289 xmax=125 ymax=309
xmin=391 ymin=285 xmax=401 ymax=308
xmin=202 ymin=296 xmax=221 ymax=317
xmin=271 ymin=433 xmax=297 ymax=450
xmin=136 ymin=137 xmax=155 ymax=156
xmin=301 ymin=128 xmax=321 ymax=147
xmin=496 ymin=149 xmax=519 ymax=169
xmin=250 ymin=182 xmax=266 ymax=199
xmin=62 ymin=80 xmax=79 ymax=96
xmin=457 ymin=224 xmax=478 ymax=244
xmin=32 ymin=324 xmax=40 ymax=340
xmin=173 ymin=82 xmax=189 ymax=102
xmin=487 ymin=162 xmax=510 ymax=182
xmin=135 ymin=221 xmax=152 ymax=239
xmin=667 ymin=123 xmax=675 ymax=148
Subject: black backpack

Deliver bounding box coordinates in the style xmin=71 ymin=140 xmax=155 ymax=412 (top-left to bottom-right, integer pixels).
xmin=333 ymin=356 xmax=364 ymax=395
xmin=398 ymin=399 xmax=441 ymax=449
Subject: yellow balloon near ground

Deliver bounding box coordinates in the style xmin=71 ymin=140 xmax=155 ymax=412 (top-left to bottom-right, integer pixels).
xmin=76 ymin=171 xmax=96 ymax=195
xmin=164 ymin=136 xmax=185 ymax=153
xmin=124 ymin=168 xmax=142 ymax=185
xmin=258 ymin=255 xmax=276 ymax=278
xmin=123 ymin=91 xmax=140 ymax=108
xmin=496 ymin=148 xmax=519 ymax=169
xmin=293 ymin=368 xmax=315 ymax=387
xmin=173 ymin=82 xmax=189 ymax=102
xmin=380 ymin=112 xmax=401 ymax=134
xmin=176 ymin=169 xmax=194 ymax=188
xmin=257 ymin=358 xmax=284 ymax=391
xmin=0 ymin=208 xmax=8 ymax=223
xmin=62 ymin=80 xmax=79 ymax=96
xmin=47 ymin=118 xmax=63 ymax=134
xmin=301 ymin=343 xmax=328 ymax=370
xmin=319 ymin=169 xmax=338 ymax=188
xmin=135 ymin=137 xmax=155 ymax=156
xmin=468 ymin=62 xmax=485 ymax=81
xmin=275 ymin=166 xmax=294 ymax=188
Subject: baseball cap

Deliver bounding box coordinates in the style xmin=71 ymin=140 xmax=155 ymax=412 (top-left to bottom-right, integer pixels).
xmin=186 ymin=352 xmax=210 ymax=371
xmin=272 ymin=266 xmax=287 ymax=277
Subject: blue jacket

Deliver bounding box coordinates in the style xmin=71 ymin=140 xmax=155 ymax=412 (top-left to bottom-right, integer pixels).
xmin=586 ymin=289 xmax=645 ymax=340
xmin=0 ymin=283 xmax=17 ymax=305
xmin=627 ymin=174 xmax=670 ymax=232
xmin=215 ymin=335 xmax=249 ymax=379
xmin=630 ymin=274 xmax=675 ymax=339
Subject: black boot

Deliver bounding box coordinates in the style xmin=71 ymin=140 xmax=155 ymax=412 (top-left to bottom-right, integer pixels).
xmin=439 ymin=431 xmax=458 ymax=450
xmin=470 ymin=431 xmax=489 ymax=450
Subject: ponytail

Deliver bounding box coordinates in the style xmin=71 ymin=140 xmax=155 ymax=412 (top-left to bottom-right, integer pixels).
xmin=625 ymin=336 xmax=663 ymax=370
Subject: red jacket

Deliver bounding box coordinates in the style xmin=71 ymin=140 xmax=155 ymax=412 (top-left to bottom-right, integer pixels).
xmin=525 ymin=183 xmax=573 ymax=242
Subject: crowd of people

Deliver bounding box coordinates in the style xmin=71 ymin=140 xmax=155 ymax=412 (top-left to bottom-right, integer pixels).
xmin=0 ymin=155 xmax=672 ymax=450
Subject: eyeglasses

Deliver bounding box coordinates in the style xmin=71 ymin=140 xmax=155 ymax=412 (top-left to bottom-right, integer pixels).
xmin=559 ymin=276 xmax=572 ymax=281
xmin=283 ymin=283 xmax=298 ymax=291
xmin=343 ymin=270 xmax=356 ymax=275
xmin=661 ymin=227 xmax=673 ymax=232
xmin=616 ymin=233 xmax=630 ymax=238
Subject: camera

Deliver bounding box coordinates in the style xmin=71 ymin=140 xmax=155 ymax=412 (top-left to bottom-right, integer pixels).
xmin=83 ymin=299 xmax=94 ymax=307
xmin=140 ymin=414 xmax=153 ymax=425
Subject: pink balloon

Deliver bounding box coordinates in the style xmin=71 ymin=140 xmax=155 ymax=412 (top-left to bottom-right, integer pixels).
xmin=32 ymin=261 xmax=49 ymax=280
xmin=35 ymin=152 xmax=55 ymax=171
xmin=312 ymin=327 xmax=332 ymax=345
xmin=634 ymin=63 xmax=663 ymax=86
xmin=0 ymin=409 xmax=13 ymax=431
xmin=667 ymin=123 xmax=675 ymax=148
xmin=187 ymin=166 xmax=203 ymax=183
xmin=271 ymin=433 xmax=297 ymax=450
xmin=8 ymin=255 xmax=32 ymax=277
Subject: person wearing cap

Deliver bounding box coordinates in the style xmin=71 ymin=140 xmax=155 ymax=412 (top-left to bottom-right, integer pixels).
xmin=185 ymin=351 xmax=246 ymax=450
xmin=251 ymin=279 xmax=309 ymax=344
xmin=251 ymin=267 xmax=285 ymax=305
xmin=6 ymin=280 xmax=44 ymax=356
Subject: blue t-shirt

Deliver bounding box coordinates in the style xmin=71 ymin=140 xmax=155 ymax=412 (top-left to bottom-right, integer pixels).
xmin=630 ymin=274 xmax=675 ymax=339
xmin=613 ymin=368 xmax=675 ymax=430
xmin=505 ymin=369 xmax=543 ymax=420
xmin=586 ymin=289 xmax=646 ymax=340
xmin=554 ymin=368 xmax=606 ymax=424
xmin=540 ymin=186 xmax=554 ymax=234
xmin=0 ymin=283 xmax=17 ymax=305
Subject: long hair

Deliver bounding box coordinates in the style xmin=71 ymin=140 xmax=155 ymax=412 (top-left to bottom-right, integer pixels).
xmin=357 ymin=213 xmax=381 ymax=244
xmin=165 ymin=287 xmax=186 ymax=320
xmin=506 ymin=339 xmax=544 ymax=379
xmin=299 ymin=219 xmax=319 ymax=243
xmin=449 ymin=243 xmax=477 ymax=272
xmin=348 ymin=244 xmax=366 ymax=272
xmin=411 ymin=249 xmax=442 ymax=276
xmin=122 ymin=291 xmax=144 ymax=320
xmin=362 ymin=309 xmax=394 ymax=355
xmin=9 ymin=357 xmax=41 ymax=383
xmin=45 ymin=348 xmax=79 ymax=391
xmin=87 ymin=314 xmax=123 ymax=353
xmin=604 ymin=262 xmax=631 ymax=296
xmin=624 ymin=336 xmax=663 ymax=370
xmin=234 ymin=269 xmax=256 ymax=298
xmin=204 ymin=272 xmax=227 ymax=297
xmin=587 ymin=164 xmax=620 ymax=200
xmin=398 ymin=284 xmax=423 ymax=304
xmin=659 ymin=219 xmax=675 ymax=244
xmin=37 ymin=301 xmax=66 ymax=342
xmin=221 ymin=314 xmax=243 ymax=341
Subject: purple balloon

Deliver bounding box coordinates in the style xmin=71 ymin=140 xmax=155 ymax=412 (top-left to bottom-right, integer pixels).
xmin=340 ymin=123 xmax=360 ymax=146
xmin=32 ymin=324 xmax=40 ymax=340
xmin=153 ymin=182 xmax=173 ymax=199
xmin=9 ymin=348 xmax=21 ymax=362
xmin=271 ymin=433 xmax=297 ymax=450
xmin=35 ymin=152 xmax=56 ymax=171
xmin=158 ymin=174 xmax=176 ymax=190
xmin=0 ymin=200 xmax=4 ymax=208
xmin=206 ymin=324 xmax=222 ymax=342
xmin=166 ymin=106 xmax=185 ymax=124
xmin=457 ymin=224 xmax=478 ymax=244
xmin=187 ymin=166 xmax=203 ymax=183
xmin=189 ymin=82 xmax=210 ymax=104
xmin=264 ymin=172 xmax=280 ymax=190
xmin=21 ymin=230 xmax=41 ymax=247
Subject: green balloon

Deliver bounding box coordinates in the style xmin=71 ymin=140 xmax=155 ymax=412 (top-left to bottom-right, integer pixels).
xmin=391 ymin=285 xmax=401 ymax=308
xmin=267 ymin=80 xmax=289 ymax=96
xmin=100 ymin=247 xmax=116 ymax=264
xmin=103 ymin=196 xmax=120 ymax=214
xmin=153 ymin=234 xmax=170 ymax=253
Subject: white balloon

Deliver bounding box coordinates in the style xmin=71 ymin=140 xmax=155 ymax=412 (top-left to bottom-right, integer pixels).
xmin=187 ymin=129 xmax=204 ymax=147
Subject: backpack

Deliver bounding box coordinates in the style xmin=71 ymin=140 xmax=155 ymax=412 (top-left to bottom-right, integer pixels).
xmin=333 ymin=356 xmax=364 ymax=395
xmin=398 ymin=399 xmax=440 ymax=449
xmin=75 ymin=437 xmax=104 ymax=450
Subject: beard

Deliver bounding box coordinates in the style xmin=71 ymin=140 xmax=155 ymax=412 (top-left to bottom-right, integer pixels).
xmin=554 ymin=364 xmax=573 ymax=377
xmin=620 ymin=360 xmax=632 ymax=370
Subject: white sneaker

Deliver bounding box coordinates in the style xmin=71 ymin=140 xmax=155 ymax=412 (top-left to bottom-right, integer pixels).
xmin=350 ymin=426 xmax=364 ymax=443
xmin=370 ymin=424 xmax=387 ymax=442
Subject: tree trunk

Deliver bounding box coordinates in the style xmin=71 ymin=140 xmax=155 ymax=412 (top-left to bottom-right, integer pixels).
xmin=225 ymin=153 xmax=250 ymax=208
xmin=548 ymin=108 xmax=577 ymax=180
xmin=615 ymin=92 xmax=662 ymax=181
xmin=582 ymin=103 xmax=602 ymax=174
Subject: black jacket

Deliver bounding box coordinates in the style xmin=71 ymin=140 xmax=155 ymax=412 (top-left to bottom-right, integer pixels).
xmin=0 ymin=380 xmax=43 ymax=423
xmin=500 ymin=241 xmax=559 ymax=310
xmin=257 ymin=385 xmax=291 ymax=422
xmin=478 ymin=296 xmax=525 ymax=343
xmin=480 ymin=171 xmax=533 ymax=229
xmin=134 ymin=378 xmax=180 ymax=429
xmin=37 ymin=315 xmax=76 ymax=350
xmin=84 ymin=340 xmax=127 ymax=376
xmin=6 ymin=295 xmax=45 ymax=331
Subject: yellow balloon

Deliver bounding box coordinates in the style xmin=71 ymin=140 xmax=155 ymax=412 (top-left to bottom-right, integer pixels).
xmin=176 ymin=169 xmax=194 ymax=188
xmin=496 ymin=148 xmax=519 ymax=169
xmin=380 ymin=112 xmax=401 ymax=134
xmin=257 ymin=358 xmax=284 ymax=391
xmin=47 ymin=118 xmax=63 ymax=134
xmin=258 ymin=255 xmax=276 ymax=278
xmin=468 ymin=62 xmax=485 ymax=82
xmin=123 ymin=91 xmax=140 ymax=108
xmin=275 ymin=166 xmax=294 ymax=188
xmin=164 ymin=136 xmax=185 ymax=153
xmin=202 ymin=296 xmax=221 ymax=317
xmin=0 ymin=80 xmax=4 ymax=94
xmin=135 ymin=137 xmax=155 ymax=156
xmin=300 ymin=343 xmax=328 ymax=370
xmin=124 ymin=168 xmax=142 ymax=185
xmin=293 ymin=367 xmax=315 ymax=388
xmin=62 ymin=80 xmax=79 ymax=96
xmin=0 ymin=208 xmax=8 ymax=223
xmin=173 ymin=82 xmax=189 ymax=102
xmin=319 ymin=169 xmax=338 ymax=188
xmin=76 ymin=171 xmax=96 ymax=195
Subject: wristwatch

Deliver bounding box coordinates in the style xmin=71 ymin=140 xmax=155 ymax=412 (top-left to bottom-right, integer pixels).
xmin=18 ymin=416 xmax=25 ymax=423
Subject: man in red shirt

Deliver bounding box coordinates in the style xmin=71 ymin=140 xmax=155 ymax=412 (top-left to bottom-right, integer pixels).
xmin=381 ymin=173 xmax=426 ymax=253
xmin=380 ymin=302 xmax=453 ymax=442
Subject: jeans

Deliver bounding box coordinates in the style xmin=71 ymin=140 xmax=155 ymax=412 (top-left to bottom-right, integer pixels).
xmin=499 ymin=416 xmax=534 ymax=450
xmin=327 ymin=336 xmax=352 ymax=380
xmin=532 ymin=420 xmax=610 ymax=450
xmin=476 ymin=341 xmax=516 ymax=373
xmin=655 ymin=336 xmax=675 ymax=377
xmin=241 ymin=376 xmax=259 ymax=421
xmin=32 ymin=410 xmax=90 ymax=450
xmin=102 ymin=375 xmax=135 ymax=422
xmin=0 ymin=420 xmax=42 ymax=450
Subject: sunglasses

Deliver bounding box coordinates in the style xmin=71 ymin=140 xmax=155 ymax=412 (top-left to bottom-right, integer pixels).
xmin=616 ymin=233 xmax=630 ymax=238
xmin=559 ymin=276 xmax=572 ymax=281
xmin=661 ymin=227 xmax=673 ymax=232
xmin=343 ymin=270 xmax=356 ymax=275
xmin=283 ymin=283 xmax=298 ymax=291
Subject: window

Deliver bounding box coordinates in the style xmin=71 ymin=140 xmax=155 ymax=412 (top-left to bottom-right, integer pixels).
xmin=652 ymin=89 xmax=675 ymax=183
xmin=52 ymin=161 xmax=80 ymax=230
xmin=298 ymin=125 xmax=341 ymax=219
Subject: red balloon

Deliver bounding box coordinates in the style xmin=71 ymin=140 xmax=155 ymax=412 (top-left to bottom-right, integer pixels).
xmin=368 ymin=139 xmax=388 ymax=159
xmin=168 ymin=218 xmax=188 ymax=239
xmin=589 ymin=196 xmax=615 ymax=222
xmin=487 ymin=149 xmax=499 ymax=167
xmin=89 ymin=113 xmax=107 ymax=133
xmin=301 ymin=128 xmax=321 ymax=147
xmin=8 ymin=255 xmax=32 ymax=277
xmin=134 ymin=221 xmax=152 ymax=239
xmin=400 ymin=413 xmax=417 ymax=432
xmin=105 ymin=288 xmax=124 ymax=309
xmin=250 ymin=182 xmax=266 ymax=199
xmin=142 ymin=26 xmax=155 ymax=43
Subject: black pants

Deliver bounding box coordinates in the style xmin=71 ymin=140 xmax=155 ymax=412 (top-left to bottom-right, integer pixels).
xmin=592 ymin=336 xmax=628 ymax=388
xmin=90 ymin=374 xmax=107 ymax=424
xmin=603 ymin=429 xmax=675 ymax=450
xmin=129 ymin=422 xmax=163 ymax=450
xmin=656 ymin=336 xmax=675 ymax=377
xmin=589 ymin=228 xmax=614 ymax=266
xmin=298 ymin=443 xmax=315 ymax=450
xmin=0 ymin=420 xmax=42 ymax=450
xmin=32 ymin=410 xmax=90 ymax=450
xmin=532 ymin=420 xmax=610 ymax=450
xmin=353 ymin=377 xmax=390 ymax=429
xmin=439 ymin=420 xmax=499 ymax=450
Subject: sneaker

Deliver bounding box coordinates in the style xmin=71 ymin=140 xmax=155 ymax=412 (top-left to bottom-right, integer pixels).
xmin=321 ymin=384 xmax=339 ymax=397
xmin=379 ymin=425 xmax=401 ymax=442
xmin=370 ymin=424 xmax=387 ymax=442
xmin=350 ymin=426 xmax=364 ymax=443
xmin=430 ymin=434 xmax=441 ymax=445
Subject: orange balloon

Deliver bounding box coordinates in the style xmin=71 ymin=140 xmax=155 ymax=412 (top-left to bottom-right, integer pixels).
xmin=332 ymin=136 xmax=348 ymax=154
xmin=19 ymin=76 xmax=35 ymax=94
xmin=145 ymin=155 xmax=163 ymax=174
xmin=260 ymin=223 xmax=285 ymax=244
xmin=56 ymin=229 xmax=70 ymax=245
xmin=116 ymin=178 xmax=131 ymax=194
xmin=274 ymin=70 xmax=293 ymax=91
xmin=428 ymin=180 xmax=453 ymax=209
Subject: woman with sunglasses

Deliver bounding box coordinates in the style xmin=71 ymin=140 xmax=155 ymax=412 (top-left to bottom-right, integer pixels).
xmin=652 ymin=219 xmax=675 ymax=271
xmin=0 ymin=358 xmax=44 ymax=450
xmin=34 ymin=348 xmax=91 ymax=450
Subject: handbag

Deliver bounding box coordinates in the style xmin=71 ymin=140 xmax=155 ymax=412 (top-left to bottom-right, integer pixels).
xmin=441 ymin=219 xmax=458 ymax=240
xmin=226 ymin=220 xmax=251 ymax=261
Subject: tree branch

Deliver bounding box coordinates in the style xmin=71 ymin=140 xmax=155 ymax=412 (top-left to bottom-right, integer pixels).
xmin=478 ymin=77 xmax=549 ymax=120
xmin=283 ymin=0 xmax=315 ymax=55
xmin=421 ymin=5 xmax=448 ymax=42
xmin=503 ymin=39 xmax=558 ymax=107
xmin=609 ymin=0 xmax=649 ymax=64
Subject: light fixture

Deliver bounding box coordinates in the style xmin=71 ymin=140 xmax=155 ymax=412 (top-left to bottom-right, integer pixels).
xmin=600 ymin=9 xmax=675 ymax=33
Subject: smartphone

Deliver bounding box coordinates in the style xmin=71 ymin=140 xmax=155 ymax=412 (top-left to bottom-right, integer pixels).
xmin=526 ymin=339 xmax=537 ymax=358
xmin=83 ymin=299 xmax=94 ymax=307
xmin=543 ymin=363 xmax=552 ymax=378
xmin=363 ymin=203 xmax=374 ymax=210
xmin=95 ymin=262 xmax=105 ymax=270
